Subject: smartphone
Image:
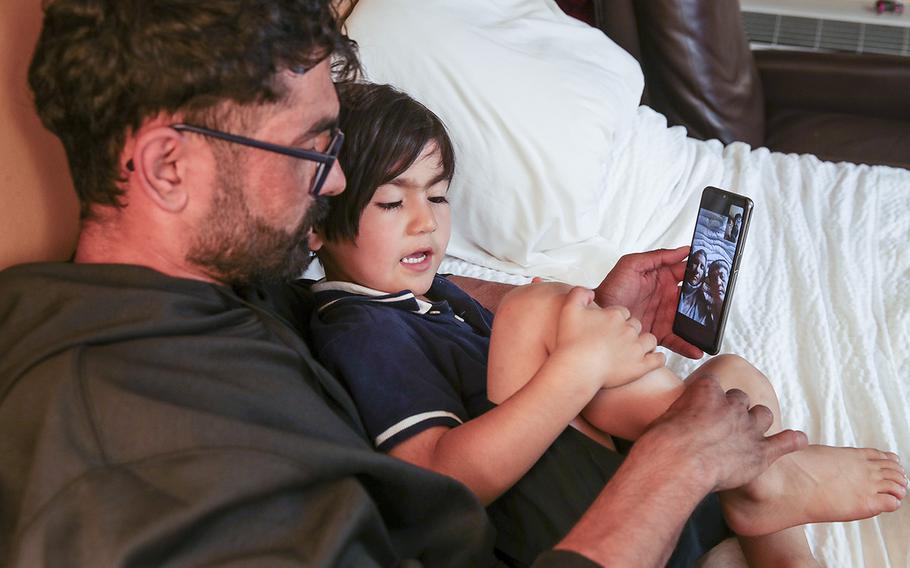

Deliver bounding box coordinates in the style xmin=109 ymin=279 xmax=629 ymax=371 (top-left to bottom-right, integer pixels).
xmin=672 ymin=186 xmax=753 ymax=355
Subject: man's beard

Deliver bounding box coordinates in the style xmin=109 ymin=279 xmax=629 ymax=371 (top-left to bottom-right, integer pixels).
xmin=186 ymin=164 xmax=330 ymax=288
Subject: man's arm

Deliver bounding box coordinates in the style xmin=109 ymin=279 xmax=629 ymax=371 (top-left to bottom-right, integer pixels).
xmin=12 ymin=442 xmax=497 ymax=568
xmin=545 ymin=377 xmax=807 ymax=567
xmin=450 ymin=246 xmax=704 ymax=358
xmin=447 ymin=275 xmax=515 ymax=313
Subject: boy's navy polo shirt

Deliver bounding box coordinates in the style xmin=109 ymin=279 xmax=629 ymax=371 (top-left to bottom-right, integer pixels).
xmin=309 ymin=275 xmax=496 ymax=451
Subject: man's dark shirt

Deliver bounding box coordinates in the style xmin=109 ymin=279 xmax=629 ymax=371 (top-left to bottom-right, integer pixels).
xmin=0 ymin=262 xmax=598 ymax=567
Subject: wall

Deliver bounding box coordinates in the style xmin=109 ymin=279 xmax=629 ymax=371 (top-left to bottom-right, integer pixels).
xmin=0 ymin=0 xmax=80 ymax=270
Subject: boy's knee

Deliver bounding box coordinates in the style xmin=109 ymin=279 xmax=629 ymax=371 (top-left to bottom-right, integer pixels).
xmin=498 ymin=281 xmax=573 ymax=320
xmin=494 ymin=282 xmax=574 ymax=348
xmin=705 ymin=354 xmax=772 ymax=395
xmin=709 ymin=354 xmax=760 ymax=375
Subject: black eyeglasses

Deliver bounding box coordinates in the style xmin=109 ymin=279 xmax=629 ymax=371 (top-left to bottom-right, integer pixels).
xmin=170 ymin=123 xmax=345 ymax=197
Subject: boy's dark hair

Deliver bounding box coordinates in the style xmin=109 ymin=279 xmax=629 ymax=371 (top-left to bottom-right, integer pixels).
xmin=28 ymin=0 xmax=358 ymax=219
xmin=320 ymin=82 xmax=455 ymax=242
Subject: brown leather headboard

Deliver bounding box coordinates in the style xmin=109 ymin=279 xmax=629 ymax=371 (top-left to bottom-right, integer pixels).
xmin=0 ymin=0 xmax=80 ymax=271
xmin=592 ymin=0 xmax=765 ymax=146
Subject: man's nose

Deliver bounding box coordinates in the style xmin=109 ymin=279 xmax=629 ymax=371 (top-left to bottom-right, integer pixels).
xmin=319 ymin=160 xmax=346 ymax=197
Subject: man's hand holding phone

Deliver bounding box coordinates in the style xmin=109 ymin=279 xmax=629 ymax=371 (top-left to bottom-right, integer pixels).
xmin=595 ymin=246 xmax=704 ymax=359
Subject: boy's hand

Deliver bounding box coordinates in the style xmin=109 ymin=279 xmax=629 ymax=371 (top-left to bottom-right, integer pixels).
xmin=553 ymin=287 xmax=666 ymax=389
xmin=595 ymin=246 xmax=704 ymax=359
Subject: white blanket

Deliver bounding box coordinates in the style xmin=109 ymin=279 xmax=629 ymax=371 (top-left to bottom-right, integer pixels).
xmin=443 ymin=106 xmax=910 ymax=566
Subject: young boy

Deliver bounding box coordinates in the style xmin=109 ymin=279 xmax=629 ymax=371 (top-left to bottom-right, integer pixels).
xmin=306 ymin=82 xmax=906 ymax=567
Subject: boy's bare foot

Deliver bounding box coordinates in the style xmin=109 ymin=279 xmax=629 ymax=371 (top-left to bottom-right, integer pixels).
xmin=720 ymin=445 xmax=907 ymax=537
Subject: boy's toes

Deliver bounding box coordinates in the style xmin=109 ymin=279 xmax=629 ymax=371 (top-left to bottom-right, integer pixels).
xmin=864 ymin=448 xmax=893 ymax=461
xmin=878 ymin=460 xmax=907 ymax=481
xmin=882 ymin=464 xmax=908 ymax=484
xmin=873 ymin=489 xmax=903 ymax=513
xmin=877 ymin=479 xmax=907 ymax=502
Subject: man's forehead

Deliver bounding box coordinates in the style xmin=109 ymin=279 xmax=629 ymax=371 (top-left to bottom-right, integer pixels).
xmin=285 ymin=60 xmax=338 ymax=111
xmin=264 ymin=60 xmax=339 ymax=134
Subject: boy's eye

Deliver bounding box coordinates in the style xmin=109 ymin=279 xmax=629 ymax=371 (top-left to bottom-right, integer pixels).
xmin=376 ymin=201 xmax=403 ymax=210
xmin=429 ymin=196 xmax=449 ymax=204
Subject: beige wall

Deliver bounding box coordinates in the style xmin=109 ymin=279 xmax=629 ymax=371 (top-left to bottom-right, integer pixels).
xmin=1 ymin=0 xmax=80 ymax=270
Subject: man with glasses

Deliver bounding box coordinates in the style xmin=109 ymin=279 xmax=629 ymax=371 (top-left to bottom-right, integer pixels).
xmin=0 ymin=1 xmax=808 ymax=566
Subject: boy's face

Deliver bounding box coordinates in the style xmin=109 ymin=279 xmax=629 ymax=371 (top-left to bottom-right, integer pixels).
xmin=315 ymin=143 xmax=451 ymax=296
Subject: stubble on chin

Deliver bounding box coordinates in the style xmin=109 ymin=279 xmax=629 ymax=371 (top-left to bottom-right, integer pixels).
xmin=186 ymin=177 xmax=331 ymax=287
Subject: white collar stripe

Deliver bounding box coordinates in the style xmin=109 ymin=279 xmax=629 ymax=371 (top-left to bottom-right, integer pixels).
xmin=314 ymin=279 xmax=436 ymax=315
xmin=374 ymin=411 xmax=463 ymax=447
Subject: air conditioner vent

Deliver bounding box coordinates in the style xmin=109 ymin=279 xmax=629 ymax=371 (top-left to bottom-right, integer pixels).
xmin=742 ymin=11 xmax=910 ymax=56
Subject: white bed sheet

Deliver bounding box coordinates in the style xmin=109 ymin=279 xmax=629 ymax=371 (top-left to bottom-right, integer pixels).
xmin=441 ymin=105 xmax=910 ymax=567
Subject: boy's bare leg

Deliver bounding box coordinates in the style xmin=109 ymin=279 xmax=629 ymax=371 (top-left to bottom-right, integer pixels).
xmin=575 ymin=353 xmax=904 ymax=567
xmin=581 ymin=356 xmax=817 ymax=566
xmin=579 ymin=366 xmax=684 ymax=440
xmin=574 ymin=349 xmax=906 ymax=540
xmin=487 ymin=282 xmax=617 ymax=449
xmin=679 ymin=356 xmax=816 ymax=566
xmin=489 ymin=285 xmax=816 ymax=566
xmin=688 ymin=356 xmax=906 ymax=539
xmin=488 ymin=285 xmax=906 ymax=541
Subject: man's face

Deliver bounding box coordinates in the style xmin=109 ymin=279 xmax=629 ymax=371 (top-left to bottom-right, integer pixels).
xmin=186 ymin=60 xmax=345 ymax=286
xmin=707 ymin=263 xmax=728 ymax=303
xmin=685 ymin=251 xmax=707 ymax=287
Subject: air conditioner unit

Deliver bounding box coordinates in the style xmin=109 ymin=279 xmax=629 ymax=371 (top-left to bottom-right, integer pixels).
xmin=741 ymin=0 xmax=910 ymax=56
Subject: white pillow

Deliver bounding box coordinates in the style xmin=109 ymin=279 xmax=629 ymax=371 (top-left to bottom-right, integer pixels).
xmin=345 ymin=0 xmax=644 ymax=285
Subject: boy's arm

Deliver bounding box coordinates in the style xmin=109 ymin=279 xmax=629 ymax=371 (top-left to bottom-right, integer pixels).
xmin=390 ymin=288 xmax=662 ymax=505
xmin=450 ymin=246 xmax=704 ymax=359
xmin=389 ymin=347 xmax=603 ymax=505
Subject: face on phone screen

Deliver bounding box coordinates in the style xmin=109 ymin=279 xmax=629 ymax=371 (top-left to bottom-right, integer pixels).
xmin=676 ymin=197 xmax=745 ymax=337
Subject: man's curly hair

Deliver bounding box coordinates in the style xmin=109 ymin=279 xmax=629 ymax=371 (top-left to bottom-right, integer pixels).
xmin=29 ymin=0 xmax=359 ymax=219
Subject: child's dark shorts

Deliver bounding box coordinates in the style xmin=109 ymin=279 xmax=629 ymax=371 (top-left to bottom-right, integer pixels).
xmin=488 ymin=426 xmax=731 ymax=568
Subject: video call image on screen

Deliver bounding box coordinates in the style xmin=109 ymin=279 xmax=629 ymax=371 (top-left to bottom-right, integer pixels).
xmin=677 ymin=199 xmax=744 ymax=334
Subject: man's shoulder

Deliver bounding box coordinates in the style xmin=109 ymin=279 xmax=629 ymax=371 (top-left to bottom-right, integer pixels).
xmin=0 ymin=261 xmax=86 ymax=297
xmin=0 ymin=263 xmax=334 ymax=418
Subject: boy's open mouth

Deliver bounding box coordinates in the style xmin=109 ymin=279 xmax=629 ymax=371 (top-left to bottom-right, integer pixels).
xmin=401 ymin=249 xmax=432 ymax=265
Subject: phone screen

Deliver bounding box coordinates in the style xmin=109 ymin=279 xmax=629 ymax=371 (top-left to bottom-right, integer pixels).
xmin=673 ymin=186 xmax=752 ymax=355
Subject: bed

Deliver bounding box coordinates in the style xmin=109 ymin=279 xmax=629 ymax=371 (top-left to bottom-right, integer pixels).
xmin=340 ymin=0 xmax=910 ymax=565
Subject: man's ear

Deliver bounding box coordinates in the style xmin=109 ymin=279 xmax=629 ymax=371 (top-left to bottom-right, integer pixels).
xmin=130 ymin=126 xmax=189 ymax=213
